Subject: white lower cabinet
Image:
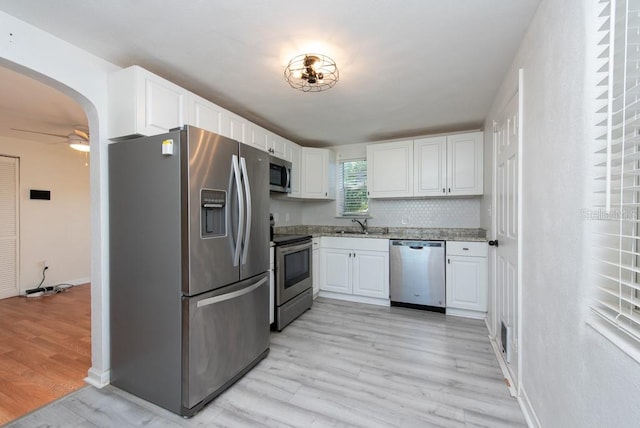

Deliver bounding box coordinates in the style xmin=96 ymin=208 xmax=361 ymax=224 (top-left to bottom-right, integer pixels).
xmin=319 ymin=237 xmax=389 ymax=306
xmin=446 ymin=241 xmax=488 ymax=319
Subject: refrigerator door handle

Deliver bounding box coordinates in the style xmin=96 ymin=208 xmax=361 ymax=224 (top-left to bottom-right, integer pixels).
xmin=240 ymin=157 xmax=252 ymax=265
xmin=232 ymin=154 xmax=244 ymax=266
xmin=196 ymin=276 xmax=268 ymax=308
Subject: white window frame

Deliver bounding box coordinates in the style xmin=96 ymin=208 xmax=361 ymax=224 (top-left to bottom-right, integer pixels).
xmin=591 ymin=0 xmax=640 ymax=362
xmin=336 ymin=158 xmax=369 ymax=218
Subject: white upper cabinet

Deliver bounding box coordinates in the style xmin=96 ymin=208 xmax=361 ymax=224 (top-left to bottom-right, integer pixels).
xmin=366 ymin=140 xmax=414 ymax=198
xmin=301 ymin=148 xmax=336 ymax=199
xmin=368 ymin=131 xmax=483 ymax=198
xmin=414 ymin=136 xmax=447 ymax=196
xmin=447 ymin=132 xmax=483 ymax=195
xmin=266 ymin=133 xmax=288 ymax=160
xmin=246 ymin=124 xmax=268 ymax=151
xmin=288 ymin=142 xmax=302 ymax=198
xmin=220 ymin=110 xmax=246 ymax=143
xmin=186 ymin=93 xmax=222 ymax=134
xmin=108 ymin=66 xmax=188 ymax=139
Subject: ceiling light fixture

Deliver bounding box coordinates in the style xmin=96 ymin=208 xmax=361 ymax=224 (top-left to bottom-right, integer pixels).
xmin=68 ymin=133 xmax=90 ymax=152
xmin=284 ymin=53 xmax=339 ymax=92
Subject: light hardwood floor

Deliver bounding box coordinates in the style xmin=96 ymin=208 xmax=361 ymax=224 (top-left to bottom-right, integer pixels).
xmin=6 ymin=297 xmax=525 ymax=427
xmin=0 ymin=284 xmax=91 ymax=426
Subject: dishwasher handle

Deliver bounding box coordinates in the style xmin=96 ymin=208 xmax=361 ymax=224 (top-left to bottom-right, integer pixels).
xmin=391 ymin=240 xmax=443 ymax=248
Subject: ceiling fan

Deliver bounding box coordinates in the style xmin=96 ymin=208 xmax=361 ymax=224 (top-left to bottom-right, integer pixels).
xmin=10 ymin=126 xmax=90 ymax=152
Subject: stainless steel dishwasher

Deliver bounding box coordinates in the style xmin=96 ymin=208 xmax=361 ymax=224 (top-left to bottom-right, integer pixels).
xmin=389 ymin=240 xmax=446 ymax=312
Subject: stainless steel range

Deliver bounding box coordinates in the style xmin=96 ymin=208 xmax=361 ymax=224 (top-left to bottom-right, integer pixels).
xmin=272 ymin=234 xmax=313 ymax=330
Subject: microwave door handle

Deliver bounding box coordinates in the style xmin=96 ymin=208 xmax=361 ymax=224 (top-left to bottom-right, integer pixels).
xmin=232 ymin=155 xmax=244 ymax=266
xmin=240 ymin=157 xmax=251 ymax=264
xmin=286 ymin=166 xmax=291 ymax=190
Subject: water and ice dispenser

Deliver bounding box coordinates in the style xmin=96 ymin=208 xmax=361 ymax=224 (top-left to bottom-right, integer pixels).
xmin=201 ymin=189 xmax=226 ymax=237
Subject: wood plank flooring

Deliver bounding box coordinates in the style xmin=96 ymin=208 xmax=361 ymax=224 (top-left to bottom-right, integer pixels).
xmin=6 ymin=297 xmax=525 ymax=427
xmin=0 ymin=285 xmax=91 ymax=425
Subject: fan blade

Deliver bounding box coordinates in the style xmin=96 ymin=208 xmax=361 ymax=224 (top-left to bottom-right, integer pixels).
xmin=73 ymin=128 xmax=89 ymax=140
xmin=10 ymin=128 xmax=67 ymax=139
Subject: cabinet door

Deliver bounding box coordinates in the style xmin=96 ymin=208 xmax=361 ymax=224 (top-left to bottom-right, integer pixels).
xmin=220 ymin=111 xmax=246 ymax=143
xmin=301 ymin=148 xmax=327 ymax=199
xmin=352 ymin=250 xmax=388 ymax=299
xmin=414 ymin=136 xmax=447 ymax=196
xmin=447 ymin=132 xmax=483 ymax=196
xmin=267 ymin=133 xmax=288 ymax=160
xmin=288 ymin=142 xmax=302 ymax=198
xmin=187 ymin=94 xmax=222 ymax=133
xmin=321 ymin=249 xmax=352 ymax=294
xmin=366 ymin=140 xmax=413 ymax=198
xmin=446 ymin=255 xmax=488 ymax=311
xmin=140 ymin=72 xmax=186 ymax=136
xmin=247 ymin=125 xmax=268 ymax=151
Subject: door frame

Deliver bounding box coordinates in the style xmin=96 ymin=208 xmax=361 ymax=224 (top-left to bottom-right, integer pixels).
xmin=490 ymin=68 xmax=524 ymax=395
xmin=0 ymin=155 xmax=20 ymax=299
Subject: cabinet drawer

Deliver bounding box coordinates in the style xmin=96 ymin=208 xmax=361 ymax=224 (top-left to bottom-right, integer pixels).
xmin=446 ymin=241 xmax=487 ymax=257
xmin=322 ymin=237 xmax=388 ymax=252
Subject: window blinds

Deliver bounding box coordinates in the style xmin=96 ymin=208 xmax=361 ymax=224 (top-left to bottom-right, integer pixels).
xmin=337 ymin=160 xmax=368 ymax=216
xmin=593 ymin=0 xmax=640 ymax=346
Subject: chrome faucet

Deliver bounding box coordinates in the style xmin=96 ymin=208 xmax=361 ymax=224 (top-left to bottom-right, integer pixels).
xmin=352 ymin=218 xmax=368 ymax=233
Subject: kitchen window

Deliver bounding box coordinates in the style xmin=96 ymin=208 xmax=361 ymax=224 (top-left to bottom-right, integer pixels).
xmin=337 ymin=159 xmax=368 ymax=217
xmin=592 ymin=0 xmax=640 ymax=359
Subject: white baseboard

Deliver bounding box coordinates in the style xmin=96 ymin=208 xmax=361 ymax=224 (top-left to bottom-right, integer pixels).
xmin=518 ymin=385 xmax=542 ymax=428
xmin=488 ymin=334 xmax=517 ymax=397
xmin=447 ymin=307 xmax=487 ymax=320
xmin=84 ymin=367 xmax=110 ymax=388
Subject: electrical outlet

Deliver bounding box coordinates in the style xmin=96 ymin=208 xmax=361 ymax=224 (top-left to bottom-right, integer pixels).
xmin=285 ymin=212 xmax=290 ymax=222
xmin=43 ymin=260 xmax=48 ymax=269
xmin=401 ymin=216 xmax=410 ymax=225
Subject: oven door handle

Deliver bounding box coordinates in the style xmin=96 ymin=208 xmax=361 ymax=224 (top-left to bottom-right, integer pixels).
xmin=277 ymin=240 xmax=312 ymax=255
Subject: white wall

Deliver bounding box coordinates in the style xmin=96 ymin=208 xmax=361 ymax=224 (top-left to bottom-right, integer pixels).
xmin=0 ymin=136 xmax=90 ymax=291
xmin=0 ymin=10 xmax=119 ymax=387
xmin=483 ymin=0 xmax=640 ymax=426
xmin=270 ymin=196 xmax=304 ymax=226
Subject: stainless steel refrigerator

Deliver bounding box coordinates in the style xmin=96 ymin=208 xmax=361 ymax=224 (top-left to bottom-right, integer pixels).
xmin=109 ymin=126 xmax=270 ymax=417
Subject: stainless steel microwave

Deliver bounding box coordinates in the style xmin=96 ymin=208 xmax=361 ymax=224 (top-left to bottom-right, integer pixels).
xmin=269 ymin=156 xmax=291 ymax=193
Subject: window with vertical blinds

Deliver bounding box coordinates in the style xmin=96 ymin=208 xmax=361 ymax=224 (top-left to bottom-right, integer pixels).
xmin=337 ymin=160 xmax=368 ymax=216
xmin=592 ymin=0 xmax=640 ymax=354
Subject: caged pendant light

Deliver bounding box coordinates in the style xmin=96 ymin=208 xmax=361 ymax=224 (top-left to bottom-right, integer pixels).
xmin=284 ymin=53 xmax=339 ymax=92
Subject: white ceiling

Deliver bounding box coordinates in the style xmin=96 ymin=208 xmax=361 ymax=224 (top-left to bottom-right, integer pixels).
xmin=0 ymin=0 xmax=540 ymax=147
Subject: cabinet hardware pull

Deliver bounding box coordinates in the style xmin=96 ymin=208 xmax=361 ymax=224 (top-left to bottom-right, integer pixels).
xmin=488 ymin=240 xmax=499 ymax=247
xmin=442 ymin=188 xmax=445 ymax=193
xmin=448 ymin=259 xmax=450 ymax=264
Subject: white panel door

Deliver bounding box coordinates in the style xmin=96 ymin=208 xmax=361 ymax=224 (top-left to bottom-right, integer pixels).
xmin=447 ymin=132 xmax=483 ymax=195
xmin=188 ymin=95 xmax=222 ymax=133
xmin=494 ymin=90 xmax=520 ymax=387
xmin=414 ymin=136 xmax=447 ymax=196
xmin=0 ymin=156 xmax=19 ymax=299
xmin=301 ymin=148 xmax=327 ymax=198
xmin=143 ymin=75 xmax=185 ymax=135
xmin=352 ymin=250 xmax=388 ymax=299
xmin=321 ymin=249 xmax=352 ymax=294
xmin=446 ymin=256 xmax=487 ymax=311
xmin=366 ymin=140 xmax=413 ymax=198
xmin=288 ymin=143 xmax=302 ymax=198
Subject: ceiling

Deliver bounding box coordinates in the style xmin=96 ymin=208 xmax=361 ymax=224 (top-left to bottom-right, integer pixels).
xmin=0 ymin=0 xmax=540 ymax=147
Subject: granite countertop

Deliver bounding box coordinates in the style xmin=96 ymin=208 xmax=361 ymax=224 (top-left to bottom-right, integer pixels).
xmin=273 ymin=225 xmax=487 ymax=242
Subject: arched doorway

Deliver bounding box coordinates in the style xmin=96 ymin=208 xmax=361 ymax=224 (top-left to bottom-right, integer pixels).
xmin=0 ymin=64 xmax=92 ymax=423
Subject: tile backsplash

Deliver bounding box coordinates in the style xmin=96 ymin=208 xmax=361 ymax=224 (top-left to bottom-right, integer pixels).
xmin=369 ymin=198 xmax=480 ymax=228
xmin=298 ymin=197 xmax=481 ymax=228
xmin=367 ymin=198 xmax=481 ymax=228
